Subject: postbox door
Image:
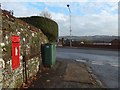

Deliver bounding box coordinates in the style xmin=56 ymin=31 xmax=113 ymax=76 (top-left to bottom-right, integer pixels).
xmin=12 ymin=36 xmax=20 ymax=70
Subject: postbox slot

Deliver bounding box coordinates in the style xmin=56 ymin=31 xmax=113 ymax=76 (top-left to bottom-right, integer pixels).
xmin=15 ymin=47 xmax=18 ymax=56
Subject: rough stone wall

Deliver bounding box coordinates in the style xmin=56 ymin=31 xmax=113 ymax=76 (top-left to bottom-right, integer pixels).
xmin=0 ymin=9 xmax=48 ymax=89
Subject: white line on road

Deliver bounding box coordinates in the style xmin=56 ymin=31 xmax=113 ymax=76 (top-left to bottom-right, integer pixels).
xmin=91 ymin=61 xmax=104 ymax=65
xmin=75 ymin=59 xmax=86 ymax=63
xmin=110 ymin=64 xmax=119 ymax=67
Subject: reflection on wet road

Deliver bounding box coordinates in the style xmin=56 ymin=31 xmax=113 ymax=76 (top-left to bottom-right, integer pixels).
xmin=57 ymin=47 xmax=119 ymax=88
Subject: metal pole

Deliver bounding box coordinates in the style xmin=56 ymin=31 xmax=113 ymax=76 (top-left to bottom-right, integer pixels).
xmin=67 ymin=4 xmax=72 ymax=47
xmin=23 ymin=51 xmax=28 ymax=84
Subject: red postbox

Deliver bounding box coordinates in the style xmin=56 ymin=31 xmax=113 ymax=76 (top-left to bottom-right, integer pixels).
xmin=12 ymin=35 xmax=20 ymax=70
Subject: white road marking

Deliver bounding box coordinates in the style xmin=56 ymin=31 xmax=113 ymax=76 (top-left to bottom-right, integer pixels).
xmin=75 ymin=59 xmax=86 ymax=63
xmin=110 ymin=64 xmax=119 ymax=67
xmin=91 ymin=61 xmax=104 ymax=65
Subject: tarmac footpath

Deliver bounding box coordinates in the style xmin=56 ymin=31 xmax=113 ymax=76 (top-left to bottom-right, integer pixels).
xmin=21 ymin=58 xmax=106 ymax=89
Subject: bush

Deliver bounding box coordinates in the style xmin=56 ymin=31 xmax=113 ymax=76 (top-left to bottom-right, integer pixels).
xmin=19 ymin=16 xmax=58 ymax=42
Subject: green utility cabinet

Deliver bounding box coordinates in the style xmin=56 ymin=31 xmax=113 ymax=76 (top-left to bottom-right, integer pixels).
xmin=42 ymin=43 xmax=56 ymax=67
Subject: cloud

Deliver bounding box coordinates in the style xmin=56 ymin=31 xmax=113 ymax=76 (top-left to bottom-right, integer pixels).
xmin=1 ymin=0 xmax=88 ymax=3
xmin=1 ymin=2 xmax=118 ymax=36
xmin=1 ymin=2 xmax=40 ymax=17
xmin=50 ymin=10 xmax=118 ymax=36
xmin=1 ymin=0 xmax=119 ymax=2
xmin=47 ymin=2 xmax=118 ymax=36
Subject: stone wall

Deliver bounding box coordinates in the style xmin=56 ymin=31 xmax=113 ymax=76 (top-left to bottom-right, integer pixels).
xmin=0 ymin=9 xmax=48 ymax=89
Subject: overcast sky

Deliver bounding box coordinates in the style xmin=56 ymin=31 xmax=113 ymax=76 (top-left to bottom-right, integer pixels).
xmin=1 ymin=0 xmax=119 ymax=36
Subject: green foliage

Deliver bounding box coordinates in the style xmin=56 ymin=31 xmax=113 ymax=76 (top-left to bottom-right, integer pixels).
xmin=19 ymin=16 xmax=58 ymax=42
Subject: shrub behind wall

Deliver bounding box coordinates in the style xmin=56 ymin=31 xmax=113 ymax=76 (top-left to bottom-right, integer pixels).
xmin=19 ymin=16 xmax=58 ymax=42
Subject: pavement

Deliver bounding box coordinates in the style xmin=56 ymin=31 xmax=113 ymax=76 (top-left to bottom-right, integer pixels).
xmin=21 ymin=58 xmax=106 ymax=89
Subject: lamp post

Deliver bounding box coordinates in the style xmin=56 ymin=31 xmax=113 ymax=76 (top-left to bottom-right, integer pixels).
xmin=67 ymin=4 xmax=72 ymax=47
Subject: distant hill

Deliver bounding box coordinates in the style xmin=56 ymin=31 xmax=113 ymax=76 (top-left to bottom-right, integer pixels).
xmin=59 ymin=35 xmax=119 ymax=42
xmin=19 ymin=16 xmax=58 ymax=42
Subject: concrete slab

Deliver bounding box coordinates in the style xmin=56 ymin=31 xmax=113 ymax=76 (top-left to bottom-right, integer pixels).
xmin=63 ymin=63 xmax=93 ymax=84
xmin=24 ymin=59 xmax=103 ymax=88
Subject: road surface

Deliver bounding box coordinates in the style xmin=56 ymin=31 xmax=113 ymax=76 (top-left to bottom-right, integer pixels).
xmin=56 ymin=47 xmax=119 ymax=88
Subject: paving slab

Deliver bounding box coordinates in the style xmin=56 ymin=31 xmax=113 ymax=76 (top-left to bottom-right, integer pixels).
xmin=63 ymin=63 xmax=93 ymax=84
xmin=22 ymin=58 xmax=104 ymax=88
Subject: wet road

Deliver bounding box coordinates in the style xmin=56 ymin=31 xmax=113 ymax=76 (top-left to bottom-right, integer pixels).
xmin=56 ymin=47 xmax=119 ymax=88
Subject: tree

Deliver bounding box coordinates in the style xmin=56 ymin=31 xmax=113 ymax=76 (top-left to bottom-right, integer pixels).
xmin=40 ymin=8 xmax=52 ymax=19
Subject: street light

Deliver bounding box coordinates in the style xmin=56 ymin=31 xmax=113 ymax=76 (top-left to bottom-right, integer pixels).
xmin=67 ymin=4 xmax=72 ymax=47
